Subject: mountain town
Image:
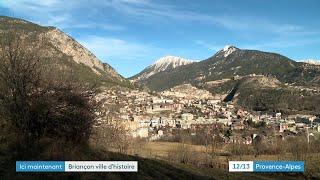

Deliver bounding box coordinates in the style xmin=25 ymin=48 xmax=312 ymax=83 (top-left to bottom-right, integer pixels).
xmin=95 ymin=82 xmax=320 ymax=143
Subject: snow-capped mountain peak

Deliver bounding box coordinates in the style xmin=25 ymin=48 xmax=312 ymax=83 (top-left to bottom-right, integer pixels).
xmin=152 ymin=55 xmax=193 ymax=71
xmin=223 ymin=45 xmax=234 ymax=51
xmin=217 ymin=45 xmax=239 ymax=57
xmin=132 ymin=55 xmax=194 ymax=81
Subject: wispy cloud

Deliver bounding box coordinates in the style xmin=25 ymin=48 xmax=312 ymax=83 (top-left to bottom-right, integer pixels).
xmin=78 ymin=35 xmax=165 ymax=61
xmin=0 ymin=0 xmax=125 ymax=31
xmin=243 ymin=37 xmax=320 ymax=50
xmin=102 ymin=0 xmax=314 ymax=36
xmin=46 ymin=14 xmax=126 ymax=31
xmin=2 ymin=0 xmax=315 ymax=36
xmin=78 ymin=35 xmax=169 ymax=77
xmin=195 ymin=37 xmax=320 ymax=53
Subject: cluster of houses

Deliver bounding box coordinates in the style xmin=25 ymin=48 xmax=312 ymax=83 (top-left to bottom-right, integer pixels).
xmin=94 ymin=85 xmax=320 ymax=145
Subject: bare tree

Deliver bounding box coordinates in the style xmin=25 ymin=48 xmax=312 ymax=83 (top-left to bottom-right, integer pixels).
xmin=0 ymin=30 xmax=43 ymax=137
xmin=0 ymin=30 xmax=95 ymax=144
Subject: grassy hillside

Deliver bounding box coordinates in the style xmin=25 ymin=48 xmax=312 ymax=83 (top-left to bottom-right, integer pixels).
xmin=205 ymin=76 xmax=320 ymax=115
xmin=236 ymin=86 xmax=320 ymax=114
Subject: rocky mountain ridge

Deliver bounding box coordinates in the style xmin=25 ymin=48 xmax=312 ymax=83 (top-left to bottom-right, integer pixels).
xmin=0 ymin=16 xmax=127 ymax=86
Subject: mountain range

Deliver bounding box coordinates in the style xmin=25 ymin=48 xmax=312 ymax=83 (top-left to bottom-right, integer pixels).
xmin=132 ymin=45 xmax=320 ymax=91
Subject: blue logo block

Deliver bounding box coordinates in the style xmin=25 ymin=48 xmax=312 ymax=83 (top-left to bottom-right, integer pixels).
xmin=253 ymin=161 xmax=304 ymax=172
xmin=16 ymin=161 xmax=65 ymax=172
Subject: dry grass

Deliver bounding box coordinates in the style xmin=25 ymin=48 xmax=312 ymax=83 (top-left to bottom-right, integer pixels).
xmin=128 ymin=141 xmax=320 ymax=178
xmin=131 ymin=142 xmax=209 ymax=158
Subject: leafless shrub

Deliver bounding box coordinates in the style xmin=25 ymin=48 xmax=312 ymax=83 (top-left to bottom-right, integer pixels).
xmin=91 ymin=101 xmax=131 ymax=154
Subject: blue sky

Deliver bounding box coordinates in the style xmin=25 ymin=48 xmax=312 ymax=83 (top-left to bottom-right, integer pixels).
xmin=1 ymin=0 xmax=320 ymax=77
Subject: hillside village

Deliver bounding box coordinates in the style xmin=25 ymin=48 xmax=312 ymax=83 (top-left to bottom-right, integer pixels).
xmin=94 ymin=83 xmax=320 ymax=147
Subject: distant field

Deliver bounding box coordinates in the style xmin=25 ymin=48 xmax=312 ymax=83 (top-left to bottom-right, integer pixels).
xmin=130 ymin=141 xmax=208 ymax=157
